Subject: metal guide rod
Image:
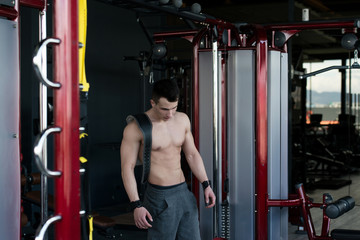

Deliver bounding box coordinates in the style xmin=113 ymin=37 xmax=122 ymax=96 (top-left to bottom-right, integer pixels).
xmin=212 ymin=39 xmax=222 ymax=238
xmin=39 ymin=9 xmax=48 ymax=239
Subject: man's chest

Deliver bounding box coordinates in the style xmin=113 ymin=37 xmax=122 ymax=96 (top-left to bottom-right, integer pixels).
xmin=151 ymin=124 xmax=185 ymax=150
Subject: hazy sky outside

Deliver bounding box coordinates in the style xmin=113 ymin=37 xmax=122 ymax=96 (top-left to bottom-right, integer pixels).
xmin=303 ymin=59 xmax=360 ymax=94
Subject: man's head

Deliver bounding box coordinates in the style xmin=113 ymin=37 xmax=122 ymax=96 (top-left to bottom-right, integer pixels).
xmin=152 ymin=79 xmax=179 ymax=104
xmin=151 ymin=79 xmax=179 ymax=121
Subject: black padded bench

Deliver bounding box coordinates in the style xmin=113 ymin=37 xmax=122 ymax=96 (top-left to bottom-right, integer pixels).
xmin=331 ymin=229 xmax=360 ymax=240
xmin=93 ymin=215 xmax=116 ymax=229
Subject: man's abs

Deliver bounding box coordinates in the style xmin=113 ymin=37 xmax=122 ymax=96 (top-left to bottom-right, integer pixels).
xmin=148 ymin=159 xmax=186 ymax=186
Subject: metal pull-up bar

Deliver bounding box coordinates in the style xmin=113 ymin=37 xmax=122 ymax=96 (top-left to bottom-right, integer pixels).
xmin=299 ymin=64 xmax=360 ymax=79
xmin=300 ymin=35 xmax=360 ymax=79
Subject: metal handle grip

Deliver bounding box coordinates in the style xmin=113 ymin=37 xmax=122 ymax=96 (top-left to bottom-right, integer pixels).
xmin=34 ymin=127 xmax=62 ymax=177
xmin=33 ymin=38 xmax=61 ymax=88
xmin=35 ymin=215 xmax=62 ymax=240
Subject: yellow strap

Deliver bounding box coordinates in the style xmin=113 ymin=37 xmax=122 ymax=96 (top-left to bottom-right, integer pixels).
xmin=88 ymin=215 xmax=93 ymax=240
xmin=79 ymin=0 xmax=90 ymax=92
xmin=79 ymin=156 xmax=88 ymax=163
xmin=80 ymin=133 xmax=88 ymax=139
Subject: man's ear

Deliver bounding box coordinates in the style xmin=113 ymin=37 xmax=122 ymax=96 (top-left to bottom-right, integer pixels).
xmin=150 ymin=99 xmax=155 ymax=107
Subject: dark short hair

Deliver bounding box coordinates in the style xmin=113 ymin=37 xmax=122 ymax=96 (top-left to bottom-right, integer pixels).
xmin=152 ymin=79 xmax=179 ymax=103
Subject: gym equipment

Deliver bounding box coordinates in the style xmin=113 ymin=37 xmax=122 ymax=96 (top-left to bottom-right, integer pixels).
xmin=79 ymin=0 xmax=90 ymax=92
xmin=0 ymin=5 xmax=21 ymax=239
xmin=299 ymin=64 xmax=360 ymax=79
xmin=299 ymin=39 xmax=360 ymax=80
xmin=152 ymin=43 xmax=167 ymax=59
xmin=123 ymin=51 xmax=153 ymax=112
xmin=30 ymin=4 xmax=60 ymax=240
xmin=191 ymin=3 xmax=201 ymax=14
xmin=195 ymin=25 xmax=289 ymax=239
xmin=5 ymin=0 xmax=359 ymax=238
xmin=172 ymin=0 xmax=182 ymax=8
xmin=28 ymin=1 xmax=82 ymax=239
xmin=153 ymin=18 xmax=360 ymax=240
xmin=123 ymin=0 xmax=206 ymax=23
xmin=274 ymin=31 xmax=287 ymax=47
xmin=270 ymin=183 xmax=360 ymax=240
xmin=325 ymin=196 xmax=355 ymax=219
xmin=341 ymin=33 xmax=358 ymax=50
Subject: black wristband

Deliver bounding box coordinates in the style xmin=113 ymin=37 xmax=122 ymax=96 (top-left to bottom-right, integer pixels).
xmin=201 ymin=180 xmax=211 ymax=190
xmin=129 ymin=200 xmax=143 ymax=211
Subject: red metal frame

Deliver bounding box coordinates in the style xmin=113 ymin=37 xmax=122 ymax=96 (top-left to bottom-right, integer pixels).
xmin=153 ymin=30 xmax=198 ymax=43
xmin=0 ymin=5 xmax=18 ymax=20
xmin=254 ymin=24 xmax=269 ymax=240
xmin=268 ymin=184 xmax=333 ymax=240
xmin=266 ymin=20 xmax=357 ymax=50
xmin=0 ymin=0 xmax=45 ymax=20
xmin=53 ymin=0 xmax=80 ymax=239
xmin=266 ymin=20 xmax=356 ymax=31
xmin=19 ymin=0 xmax=45 ymax=10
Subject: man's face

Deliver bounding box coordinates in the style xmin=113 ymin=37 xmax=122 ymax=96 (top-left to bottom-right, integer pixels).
xmin=151 ymin=97 xmax=178 ymax=121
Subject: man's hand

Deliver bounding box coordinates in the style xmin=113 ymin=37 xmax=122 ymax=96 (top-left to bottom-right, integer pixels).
xmin=134 ymin=207 xmax=153 ymax=229
xmin=204 ymin=186 xmax=216 ymax=208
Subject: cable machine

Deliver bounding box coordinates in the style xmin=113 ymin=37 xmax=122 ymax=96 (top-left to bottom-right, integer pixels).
xmin=2 ymin=0 xmax=360 ymax=239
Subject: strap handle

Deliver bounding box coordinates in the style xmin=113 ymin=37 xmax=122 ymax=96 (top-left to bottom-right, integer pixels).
xmin=35 ymin=215 xmax=62 ymax=240
xmin=33 ymin=38 xmax=61 ymax=88
xmin=33 ymin=127 xmax=62 ymax=177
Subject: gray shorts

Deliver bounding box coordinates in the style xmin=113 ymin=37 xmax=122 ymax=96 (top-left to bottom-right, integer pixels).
xmin=143 ymin=182 xmax=201 ymax=240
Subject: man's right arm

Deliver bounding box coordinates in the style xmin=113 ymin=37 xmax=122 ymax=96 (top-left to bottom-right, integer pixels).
xmin=120 ymin=122 xmax=141 ymax=202
xmin=120 ymin=122 xmax=153 ymax=229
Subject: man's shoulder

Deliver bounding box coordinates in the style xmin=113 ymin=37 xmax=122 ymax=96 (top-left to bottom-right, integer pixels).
xmin=175 ymin=111 xmax=189 ymax=120
xmin=123 ymin=119 xmax=143 ymax=140
xmin=175 ymin=112 xmax=191 ymax=127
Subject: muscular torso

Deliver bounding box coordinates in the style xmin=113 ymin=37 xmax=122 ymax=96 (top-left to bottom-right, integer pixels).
xmin=139 ymin=112 xmax=187 ymax=186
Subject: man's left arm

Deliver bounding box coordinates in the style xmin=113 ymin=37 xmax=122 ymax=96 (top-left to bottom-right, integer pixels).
xmin=181 ymin=115 xmax=216 ymax=208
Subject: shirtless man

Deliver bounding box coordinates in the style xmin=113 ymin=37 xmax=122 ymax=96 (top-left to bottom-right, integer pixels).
xmin=121 ymin=79 xmax=215 ymax=240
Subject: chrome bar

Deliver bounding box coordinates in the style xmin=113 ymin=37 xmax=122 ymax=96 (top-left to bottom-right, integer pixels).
xmin=35 ymin=215 xmax=62 ymax=240
xmin=34 ymin=127 xmax=62 ymax=177
xmin=299 ymin=64 xmax=360 ymax=79
xmin=212 ymin=39 xmax=222 ymax=238
xmin=39 ymin=9 xmax=48 ymax=238
xmin=33 ymin=38 xmax=61 ymax=88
